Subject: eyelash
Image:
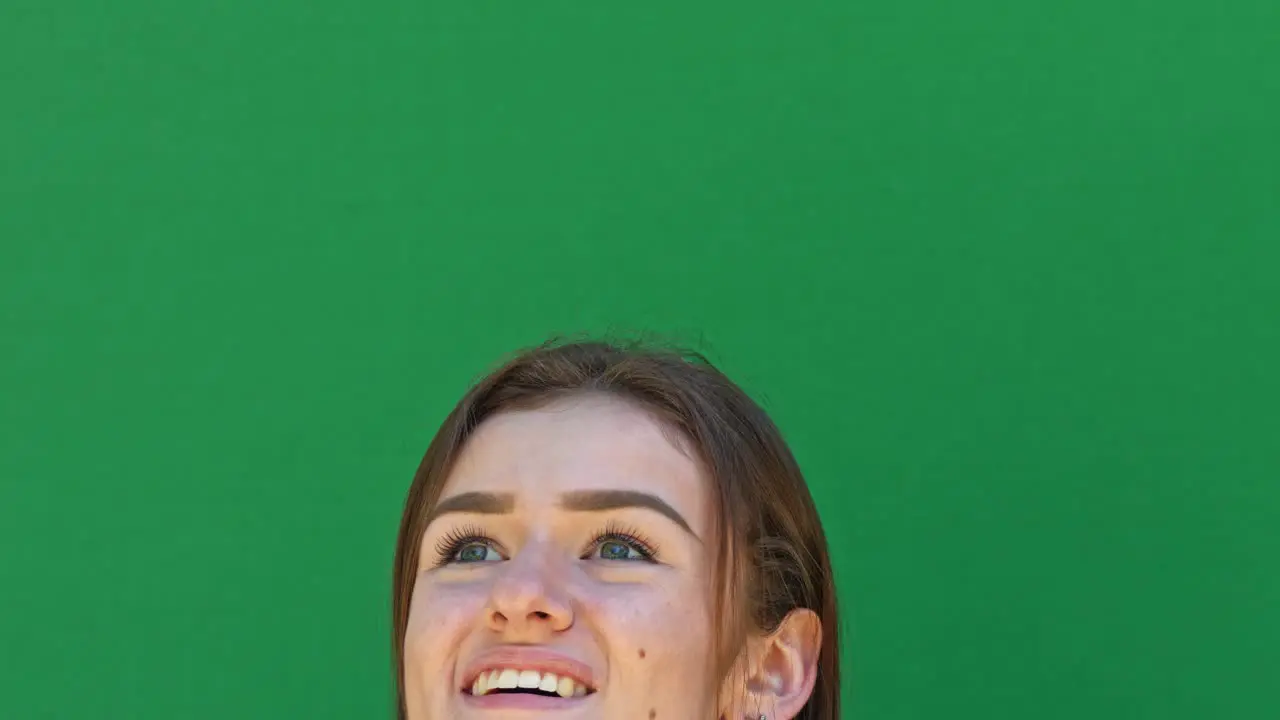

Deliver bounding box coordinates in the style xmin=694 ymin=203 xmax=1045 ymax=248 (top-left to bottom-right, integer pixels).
xmin=433 ymin=524 xmax=493 ymax=566
xmin=430 ymin=522 xmax=661 ymax=567
xmin=595 ymin=521 xmax=660 ymax=561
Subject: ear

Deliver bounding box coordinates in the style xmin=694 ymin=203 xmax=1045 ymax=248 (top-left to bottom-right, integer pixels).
xmin=721 ymin=609 xmax=822 ymax=720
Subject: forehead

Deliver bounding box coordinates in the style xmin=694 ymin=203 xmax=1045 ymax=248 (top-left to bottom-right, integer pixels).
xmin=440 ymin=394 xmax=709 ymax=526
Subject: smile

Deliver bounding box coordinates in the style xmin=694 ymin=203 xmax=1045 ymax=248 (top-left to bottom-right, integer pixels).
xmin=466 ymin=668 xmax=592 ymax=698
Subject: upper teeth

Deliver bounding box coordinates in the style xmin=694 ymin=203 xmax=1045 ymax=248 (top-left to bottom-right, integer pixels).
xmin=471 ymin=668 xmax=588 ymax=698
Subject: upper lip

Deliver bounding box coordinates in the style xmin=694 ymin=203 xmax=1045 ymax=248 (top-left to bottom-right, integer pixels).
xmin=460 ymin=647 xmax=597 ymax=691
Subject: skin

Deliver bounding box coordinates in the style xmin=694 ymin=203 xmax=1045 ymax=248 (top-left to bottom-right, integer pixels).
xmin=402 ymin=394 xmax=819 ymax=720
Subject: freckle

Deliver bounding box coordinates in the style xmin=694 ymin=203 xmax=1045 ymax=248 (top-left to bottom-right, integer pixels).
xmin=648 ymin=710 xmax=656 ymax=719
xmin=638 ymin=648 xmax=646 ymax=659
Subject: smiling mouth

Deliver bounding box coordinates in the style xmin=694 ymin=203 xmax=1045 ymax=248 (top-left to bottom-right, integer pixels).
xmin=466 ymin=669 xmax=594 ymax=699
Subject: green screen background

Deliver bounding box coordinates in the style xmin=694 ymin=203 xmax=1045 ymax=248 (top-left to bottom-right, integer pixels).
xmin=3 ymin=2 xmax=1277 ymax=718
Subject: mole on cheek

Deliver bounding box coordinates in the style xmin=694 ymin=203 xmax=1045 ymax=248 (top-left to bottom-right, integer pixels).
xmin=638 ymin=648 xmax=646 ymax=659
xmin=648 ymin=710 xmax=656 ymax=719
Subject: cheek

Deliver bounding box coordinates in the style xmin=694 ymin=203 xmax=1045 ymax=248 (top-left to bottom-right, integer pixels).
xmin=403 ymin=581 xmax=487 ymax=692
xmin=580 ymin=577 xmax=717 ymax=703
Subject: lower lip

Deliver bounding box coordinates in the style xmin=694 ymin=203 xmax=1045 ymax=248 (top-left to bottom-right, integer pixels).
xmin=462 ymin=691 xmax=593 ymax=712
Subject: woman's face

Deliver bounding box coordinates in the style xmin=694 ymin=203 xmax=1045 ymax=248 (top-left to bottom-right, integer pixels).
xmin=402 ymin=394 xmax=721 ymax=720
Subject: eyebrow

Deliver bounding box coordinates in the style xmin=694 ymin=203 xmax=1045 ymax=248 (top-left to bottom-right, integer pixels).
xmin=427 ymin=489 xmax=697 ymax=539
xmin=428 ymin=491 xmax=515 ymax=520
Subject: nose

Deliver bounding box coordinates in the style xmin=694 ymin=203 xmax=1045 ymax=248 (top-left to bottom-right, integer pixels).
xmin=485 ymin=541 xmax=574 ymax=637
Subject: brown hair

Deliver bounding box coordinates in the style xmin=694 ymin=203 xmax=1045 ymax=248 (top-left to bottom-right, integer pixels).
xmin=391 ymin=337 xmax=840 ymax=719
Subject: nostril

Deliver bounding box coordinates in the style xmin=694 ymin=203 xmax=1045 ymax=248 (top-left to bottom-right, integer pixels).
xmin=533 ymin=611 xmax=550 ymax=620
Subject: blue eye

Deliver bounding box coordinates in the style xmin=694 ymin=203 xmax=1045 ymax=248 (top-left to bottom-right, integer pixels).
xmin=452 ymin=541 xmax=502 ymax=564
xmin=592 ymin=537 xmax=649 ymax=561
xmin=435 ymin=526 xmax=657 ymax=568
xmin=434 ymin=525 xmax=508 ymax=567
